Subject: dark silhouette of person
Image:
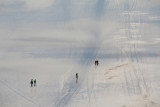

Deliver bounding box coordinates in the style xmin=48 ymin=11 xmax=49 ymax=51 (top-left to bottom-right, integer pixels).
xmin=30 ymin=79 xmax=33 ymax=87
xmin=95 ymin=60 xmax=99 ymax=66
xmin=76 ymin=73 xmax=78 ymax=80
xmin=34 ymin=79 xmax=36 ymax=86
xmin=76 ymin=73 xmax=78 ymax=83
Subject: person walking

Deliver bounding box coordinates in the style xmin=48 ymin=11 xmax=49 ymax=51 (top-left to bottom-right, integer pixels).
xmin=95 ymin=60 xmax=97 ymax=66
xmin=76 ymin=73 xmax=78 ymax=84
xmin=95 ymin=60 xmax=99 ymax=66
xmin=30 ymin=79 xmax=33 ymax=87
xmin=34 ymin=79 xmax=36 ymax=87
xmin=76 ymin=73 xmax=78 ymax=80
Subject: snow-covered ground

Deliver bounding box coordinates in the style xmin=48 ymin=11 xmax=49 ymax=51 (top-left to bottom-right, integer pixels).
xmin=0 ymin=57 xmax=160 ymax=107
xmin=0 ymin=0 xmax=160 ymax=107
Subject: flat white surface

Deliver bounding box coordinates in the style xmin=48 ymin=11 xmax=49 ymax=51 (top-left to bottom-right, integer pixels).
xmin=0 ymin=0 xmax=160 ymax=107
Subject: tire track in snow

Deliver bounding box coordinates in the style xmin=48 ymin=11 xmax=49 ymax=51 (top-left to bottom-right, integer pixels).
xmin=55 ymin=56 xmax=98 ymax=107
xmin=86 ymin=65 xmax=98 ymax=107
xmin=113 ymin=0 xmax=150 ymax=97
xmin=0 ymin=80 xmax=40 ymax=107
xmin=55 ymin=43 xmax=100 ymax=107
xmin=120 ymin=0 xmax=150 ymax=96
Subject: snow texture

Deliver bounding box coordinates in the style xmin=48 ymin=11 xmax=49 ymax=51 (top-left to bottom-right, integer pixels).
xmin=0 ymin=0 xmax=160 ymax=107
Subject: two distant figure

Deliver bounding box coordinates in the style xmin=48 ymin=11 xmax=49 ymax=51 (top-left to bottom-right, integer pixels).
xmin=30 ymin=79 xmax=36 ymax=87
xmin=95 ymin=60 xmax=99 ymax=66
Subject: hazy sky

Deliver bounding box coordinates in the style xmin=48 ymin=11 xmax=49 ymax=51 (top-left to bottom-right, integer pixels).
xmin=0 ymin=0 xmax=160 ymax=60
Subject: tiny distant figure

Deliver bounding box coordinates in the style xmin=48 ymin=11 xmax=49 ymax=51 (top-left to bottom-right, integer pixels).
xmin=95 ymin=60 xmax=99 ymax=66
xmin=76 ymin=73 xmax=78 ymax=84
xmin=76 ymin=73 xmax=78 ymax=80
xmin=95 ymin=60 xmax=97 ymax=66
xmin=34 ymin=79 xmax=36 ymax=87
xmin=30 ymin=79 xmax=33 ymax=87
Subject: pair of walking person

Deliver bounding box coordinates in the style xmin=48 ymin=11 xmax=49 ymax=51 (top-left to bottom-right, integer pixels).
xmin=30 ymin=79 xmax=36 ymax=87
xmin=95 ymin=60 xmax=99 ymax=66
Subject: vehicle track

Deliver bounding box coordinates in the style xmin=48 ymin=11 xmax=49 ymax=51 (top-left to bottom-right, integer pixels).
xmin=0 ymin=80 xmax=40 ymax=107
xmin=55 ymin=44 xmax=100 ymax=107
xmin=120 ymin=0 xmax=150 ymax=96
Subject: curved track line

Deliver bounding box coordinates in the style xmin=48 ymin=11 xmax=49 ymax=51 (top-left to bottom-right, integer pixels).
xmin=0 ymin=80 xmax=40 ymax=107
